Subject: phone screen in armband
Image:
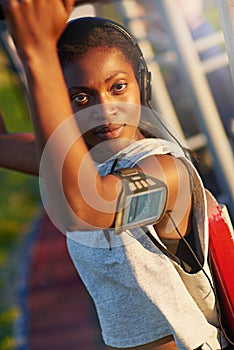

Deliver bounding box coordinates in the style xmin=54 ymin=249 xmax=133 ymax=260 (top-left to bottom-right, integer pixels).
xmin=112 ymin=168 xmax=168 ymax=235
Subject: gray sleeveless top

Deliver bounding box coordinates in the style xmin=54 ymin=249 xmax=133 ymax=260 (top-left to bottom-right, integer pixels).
xmin=66 ymin=139 xmax=226 ymax=349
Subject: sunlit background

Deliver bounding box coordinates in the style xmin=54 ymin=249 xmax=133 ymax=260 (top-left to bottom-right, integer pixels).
xmin=0 ymin=1 xmax=233 ymax=349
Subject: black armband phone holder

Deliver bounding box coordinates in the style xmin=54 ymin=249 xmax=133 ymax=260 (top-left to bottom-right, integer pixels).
xmin=112 ymin=168 xmax=167 ymax=235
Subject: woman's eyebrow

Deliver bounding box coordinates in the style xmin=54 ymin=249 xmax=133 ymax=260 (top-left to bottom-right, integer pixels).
xmin=68 ymin=86 xmax=87 ymax=92
xmin=105 ymin=70 xmax=129 ymax=83
xmin=67 ymin=71 xmax=129 ymax=92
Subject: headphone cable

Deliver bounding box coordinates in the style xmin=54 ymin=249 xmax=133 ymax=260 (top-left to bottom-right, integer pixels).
xmin=165 ymin=211 xmax=234 ymax=349
xmin=146 ymin=100 xmax=192 ymax=160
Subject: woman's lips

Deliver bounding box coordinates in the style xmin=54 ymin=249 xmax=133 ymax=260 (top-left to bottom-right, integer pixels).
xmin=95 ymin=124 xmax=126 ymax=139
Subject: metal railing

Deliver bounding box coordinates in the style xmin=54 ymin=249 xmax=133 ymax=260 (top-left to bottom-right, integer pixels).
xmin=103 ymin=0 xmax=234 ymax=219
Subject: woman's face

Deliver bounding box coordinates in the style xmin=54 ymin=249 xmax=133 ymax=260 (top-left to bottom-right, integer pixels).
xmin=63 ymin=47 xmax=144 ymax=157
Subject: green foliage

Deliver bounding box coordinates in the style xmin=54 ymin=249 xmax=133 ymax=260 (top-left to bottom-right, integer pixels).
xmin=0 ymin=307 xmax=20 ymax=350
xmin=0 ymin=49 xmax=40 ymax=348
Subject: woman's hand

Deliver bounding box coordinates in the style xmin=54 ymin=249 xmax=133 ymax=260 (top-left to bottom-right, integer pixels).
xmin=2 ymin=0 xmax=75 ymax=61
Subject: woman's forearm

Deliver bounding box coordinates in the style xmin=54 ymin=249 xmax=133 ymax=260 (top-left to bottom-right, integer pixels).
xmin=23 ymin=51 xmax=119 ymax=229
xmin=0 ymin=132 xmax=39 ymax=175
xmin=3 ymin=1 xmax=119 ymax=230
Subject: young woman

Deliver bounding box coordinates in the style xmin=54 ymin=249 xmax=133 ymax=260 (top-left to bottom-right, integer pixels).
xmin=1 ymin=1 xmax=229 ymax=349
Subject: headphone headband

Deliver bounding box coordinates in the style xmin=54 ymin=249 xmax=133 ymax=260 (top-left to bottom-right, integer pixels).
xmin=58 ymin=17 xmax=152 ymax=103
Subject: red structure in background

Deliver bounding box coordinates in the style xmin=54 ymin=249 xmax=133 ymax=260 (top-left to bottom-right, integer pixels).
xmin=27 ymin=212 xmax=106 ymax=350
xmin=206 ymin=190 xmax=234 ymax=345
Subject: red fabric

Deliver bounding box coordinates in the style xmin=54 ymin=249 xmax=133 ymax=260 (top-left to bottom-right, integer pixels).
xmin=206 ymin=191 xmax=234 ymax=343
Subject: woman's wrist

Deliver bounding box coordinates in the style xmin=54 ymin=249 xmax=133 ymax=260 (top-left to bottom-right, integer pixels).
xmin=19 ymin=43 xmax=58 ymax=75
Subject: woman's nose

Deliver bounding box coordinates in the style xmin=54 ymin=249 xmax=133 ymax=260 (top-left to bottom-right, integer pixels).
xmin=92 ymin=100 xmax=117 ymax=121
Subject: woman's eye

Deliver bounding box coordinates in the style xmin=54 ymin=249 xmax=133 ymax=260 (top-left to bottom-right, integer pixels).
xmin=71 ymin=93 xmax=90 ymax=106
xmin=112 ymin=82 xmax=127 ymax=94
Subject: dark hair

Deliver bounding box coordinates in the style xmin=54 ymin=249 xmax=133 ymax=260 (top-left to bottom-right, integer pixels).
xmin=57 ymin=17 xmax=141 ymax=79
xmin=57 ymin=17 xmax=190 ymax=154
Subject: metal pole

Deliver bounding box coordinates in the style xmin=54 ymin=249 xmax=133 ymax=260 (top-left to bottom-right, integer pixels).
xmin=215 ymin=0 xmax=234 ymax=85
xmin=158 ymin=0 xmax=234 ymax=215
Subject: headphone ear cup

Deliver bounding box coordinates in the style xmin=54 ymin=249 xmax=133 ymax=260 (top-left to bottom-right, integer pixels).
xmin=147 ymin=71 xmax=152 ymax=102
xmin=139 ymin=69 xmax=152 ymax=104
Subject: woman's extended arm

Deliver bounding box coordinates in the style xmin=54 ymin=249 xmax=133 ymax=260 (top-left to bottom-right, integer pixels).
xmin=0 ymin=110 xmax=38 ymax=175
xmin=3 ymin=1 xmax=121 ymax=231
xmin=2 ymin=1 xmax=192 ymax=235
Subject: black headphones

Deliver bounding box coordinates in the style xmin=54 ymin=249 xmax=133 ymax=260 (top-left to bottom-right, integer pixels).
xmin=58 ymin=17 xmax=152 ymax=104
xmin=104 ymin=19 xmax=152 ymax=104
